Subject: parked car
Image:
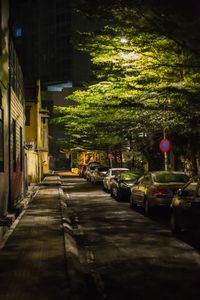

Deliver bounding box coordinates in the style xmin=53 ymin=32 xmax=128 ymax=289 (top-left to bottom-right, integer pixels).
xmin=110 ymin=171 xmax=142 ymax=201
xmin=170 ymin=176 xmax=200 ymax=235
xmin=130 ymin=171 xmax=190 ymax=215
xmin=84 ymin=162 xmax=101 ymax=181
xmin=103 ymin=168 xmax=130 ymax=192
xmin=91 ymin=166 xmax=109 ymax=184
xmin=78 ymin=165 xmax=87 ymax=178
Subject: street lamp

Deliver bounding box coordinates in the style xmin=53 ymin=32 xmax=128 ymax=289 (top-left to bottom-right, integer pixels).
xmin=119 ymin=51 xmax=138 ymax=60
xmin=120 ymin=37 xmax=128 ymax=44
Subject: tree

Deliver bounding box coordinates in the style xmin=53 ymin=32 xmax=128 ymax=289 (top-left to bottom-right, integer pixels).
xmin=54 ymin=1 xmax=200 ymax=172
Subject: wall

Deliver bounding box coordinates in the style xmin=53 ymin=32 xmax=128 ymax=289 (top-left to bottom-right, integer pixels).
xmin=10 ymin=89 xmax=25 ymax=207
xmin=0 ymin=0 xmax=9 ymax=216
xmin=27 ymin=150 xmax=39 ymax=183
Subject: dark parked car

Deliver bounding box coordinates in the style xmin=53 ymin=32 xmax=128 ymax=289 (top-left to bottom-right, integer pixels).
xmin=91 ymin=166 xmax=109 ymax=184
xmin=110 ymin=171 xmax=142 ymax=201
xmin=170 ymin=176 xmax=200 ymax=235
xmin=130 ymin=171 xmax=190 ymax=215
xmin=85 ymin=162 xmax=101 ymax=181
xmin=78 ymin=165 xmax=87 ymax=178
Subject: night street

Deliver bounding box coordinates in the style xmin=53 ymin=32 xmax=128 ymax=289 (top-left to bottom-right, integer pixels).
xmin=62 ymin=176 xmax=200 ymax=300
xmin=1 ymin=1 xmax=200 ymax=299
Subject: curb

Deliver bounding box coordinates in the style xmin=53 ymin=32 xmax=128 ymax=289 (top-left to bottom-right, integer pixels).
xmin=42 ymin=175 xmax=62 ymax=186
xmin=59 ymin=188 xmax=88 ymax=300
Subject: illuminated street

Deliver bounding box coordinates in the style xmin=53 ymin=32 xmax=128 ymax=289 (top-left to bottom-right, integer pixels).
xmin=1 ymin=1 xmax=200 ymax=299
xmin=62 ymin=175 xmax=200 ymax=300
xmin=0 ymin=175 xmax=200 ymax=299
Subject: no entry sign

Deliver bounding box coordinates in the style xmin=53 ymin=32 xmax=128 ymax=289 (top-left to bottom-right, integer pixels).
xmin=108 ymin=153 xmax=114 ymax=159
xmin=159 ymin=138 xmax=170 ymax=152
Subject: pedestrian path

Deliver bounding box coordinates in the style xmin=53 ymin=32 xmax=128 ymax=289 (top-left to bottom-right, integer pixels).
xmin=0 ymin=176 xmax=69 ymax=300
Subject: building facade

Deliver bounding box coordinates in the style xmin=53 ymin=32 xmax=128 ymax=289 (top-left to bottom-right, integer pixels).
xmin=0 ymin=0 xmax=26 ymax=237
xmin=10 ymin=0 xmax=91 ymax=86
xmin=0 ymin=0 xmax=9 ymax=218
xmin=25 ymin=80 xmax=49 ymax=184
xmin=9 ymin=37 xmax=25 ymax=209
xmin=10 ymin=0 xmax=73 ymax=84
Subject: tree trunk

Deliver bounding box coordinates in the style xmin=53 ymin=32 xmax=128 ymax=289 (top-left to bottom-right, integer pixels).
xmin=191 ymin=148 xmax=198 ymax=175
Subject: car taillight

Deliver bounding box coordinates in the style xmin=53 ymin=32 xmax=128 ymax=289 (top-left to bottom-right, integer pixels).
xmin=153 ymin=187 xmax=171 ymax=196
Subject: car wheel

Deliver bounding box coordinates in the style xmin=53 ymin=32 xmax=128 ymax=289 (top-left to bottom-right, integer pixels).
xmin=110 ymin=187 xmax=114 ymax=198
xmin=130 ymin=195 xmax=136 ymax=209
xmin=113 ymin=187 xmax=118 ymax=199
xmin=103 ymin=185 xmax=107 ymax=192
xmin=116 ymin=190 xmax=122 ymax=201
xmin=170 ymin=212 xmax=181 ymax=234
xmin=104 ymin=184 xmax=109 ymax=193
xmin=144 ymin=198 xmax=152 ymax=216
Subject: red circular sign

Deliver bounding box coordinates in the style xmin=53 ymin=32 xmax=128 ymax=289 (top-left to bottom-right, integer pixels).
xmin=159 ymin=138 xmax=170 ymax=152
xmin=108 ymin=153 xmax=114 ymax=159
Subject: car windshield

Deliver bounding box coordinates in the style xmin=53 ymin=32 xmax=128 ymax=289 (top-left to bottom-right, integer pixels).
xmin=112 ymin=169 xmax=129 ymax=176
xmin=153 ymin=173 xmax=189 ymax=183
xmin=120 ymin=172 xmax=139 ymax=181
xmin=98 ymin=167 xmax=109 ymax=172
xmin=90 ymin=166 xmax=98 ymax=170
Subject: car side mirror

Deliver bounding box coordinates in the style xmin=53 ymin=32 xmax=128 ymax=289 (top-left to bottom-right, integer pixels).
xmin=176 ymin=188 xmax=182 ymax=196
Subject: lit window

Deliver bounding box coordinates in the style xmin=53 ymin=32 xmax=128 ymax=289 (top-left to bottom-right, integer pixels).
xmin=15 ymin=27 xmax=23 ymax=38
xmin=0 ymin=108 xmax=4 ymax=172
xmin=25 ymin=108 xmax=31 ymax=126
xmin=13 ymin=119 xmax=16 ymax=172
xmin=20 ymin=127 xmax=23 ymax=171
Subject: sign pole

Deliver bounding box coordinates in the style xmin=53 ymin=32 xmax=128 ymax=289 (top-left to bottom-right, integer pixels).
xmin=110 ymin=158 xmax=112 ymax=168
xmin=163 ymin=128 xmax=168 ymax=171
xmin=108 ymin=153 xmax=113 ymax=168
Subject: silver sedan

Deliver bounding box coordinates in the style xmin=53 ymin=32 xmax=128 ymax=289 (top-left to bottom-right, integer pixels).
xmin=103 ymin=168 xmax=129 ymax=192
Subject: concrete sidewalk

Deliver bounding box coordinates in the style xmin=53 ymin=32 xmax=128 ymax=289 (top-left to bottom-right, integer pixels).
xmin=0 ymin=176 xmax=70 ymax=300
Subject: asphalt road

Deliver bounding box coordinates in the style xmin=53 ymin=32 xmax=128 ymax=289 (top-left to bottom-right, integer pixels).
xmin=62 ymin=176 xmax=200 ymax=300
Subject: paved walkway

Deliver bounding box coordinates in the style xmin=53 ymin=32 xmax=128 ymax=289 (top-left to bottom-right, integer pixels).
xmin=0 ymin=176 xmax=69 ymax=300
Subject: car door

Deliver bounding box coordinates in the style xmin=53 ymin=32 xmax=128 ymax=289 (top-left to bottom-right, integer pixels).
xmin=111 ymin=175 xmax=119 ymax=196
xmin=103 ymin=171 xmax=109 ymax=188
xmin=177 ymin=180 xmax=200 ymax=230
xmin=132 ymin=175 xmax=146 ymax=205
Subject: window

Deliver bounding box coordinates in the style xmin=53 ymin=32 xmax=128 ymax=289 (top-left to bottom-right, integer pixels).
xmin=12 ymin=119 xmax=16 ymax=172
xmin=0 ymin=108 xmax=4 ymax=172
xmin=25 ymin=107 xmax=31 ymax=126
xmin=143 ymin=174 xmax=151 ymax=184
xmin=182 ymin=180 xmax=198 ymax=197
xmin=15 ymin=27 xmax=23 ymax=38
xmin=121 ymin=172 xmax=139 ymax=181
xmin=197 ymin=186 xmax=200 ymax=197
xmin=153 ymin=173 xmax=189 ymax=183
xmin=20 ymin=127 xmax=23 ymax=171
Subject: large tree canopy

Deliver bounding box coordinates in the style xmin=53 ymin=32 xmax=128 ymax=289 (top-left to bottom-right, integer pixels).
xmin=75 ymin=0 xmax=200 ymax=55
xmin=54 ymin=0 xmax=200 ymax=172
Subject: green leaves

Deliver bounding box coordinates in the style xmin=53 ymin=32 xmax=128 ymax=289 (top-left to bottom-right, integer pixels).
xmin=54 ymin=2 xmax=200 ymax=161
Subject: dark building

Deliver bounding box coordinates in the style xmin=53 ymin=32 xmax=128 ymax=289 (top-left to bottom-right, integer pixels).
xmin=9 ymin=0 xmax=92 ymax=170
xmin=9 ymin=0 xmax=91 ymax=86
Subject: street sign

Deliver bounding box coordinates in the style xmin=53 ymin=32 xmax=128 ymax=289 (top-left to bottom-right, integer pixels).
xmin=108 ymin=153 xmax=114 ymax=159
xmin=159 ymin=138 xmax=170 ymax=152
